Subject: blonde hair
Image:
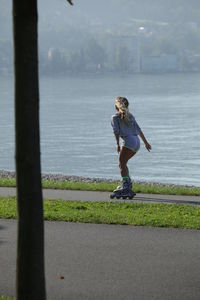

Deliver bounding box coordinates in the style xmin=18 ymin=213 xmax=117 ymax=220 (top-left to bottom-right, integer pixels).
xmin=115 ymin=96 xmax=130 ymax=123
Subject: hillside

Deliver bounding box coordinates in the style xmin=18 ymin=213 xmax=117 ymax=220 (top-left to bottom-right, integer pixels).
xmin=1 ymin=0 xmax=200 ymax=41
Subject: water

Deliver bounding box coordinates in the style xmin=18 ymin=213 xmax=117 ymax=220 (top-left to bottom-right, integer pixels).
xmin=0 ymin=73 xmax=200 ymax=186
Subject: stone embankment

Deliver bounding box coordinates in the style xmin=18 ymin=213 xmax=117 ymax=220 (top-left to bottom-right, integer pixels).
xmin=0 ymin=170 xmax=196 ymax=189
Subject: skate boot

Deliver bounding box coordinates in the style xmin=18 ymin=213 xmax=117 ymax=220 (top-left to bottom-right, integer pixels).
xmin=110 ymin=178 xmax=136 ymax=200
xmin=113 ymin=176 xmax=131 ymax=191
xmin=128 ymin=179 xmax=136 ymax=197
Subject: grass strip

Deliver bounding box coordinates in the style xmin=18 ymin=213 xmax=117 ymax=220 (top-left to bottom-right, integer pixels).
xmin=1 ymin=197 xmax=200 ymax=229
xmin=0 ymin=178 xmax=16 ymax=187
xmin=42 ymin=180 xmax=200 ymax=196
xmin=0 ymin=177 xmax=200 ymax=196
xmin=0 ymin=297 xmax=14 ymax=300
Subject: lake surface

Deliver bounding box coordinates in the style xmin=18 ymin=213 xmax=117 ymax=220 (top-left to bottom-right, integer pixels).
xmin=0 ymin=73 xmax=200 ymax=186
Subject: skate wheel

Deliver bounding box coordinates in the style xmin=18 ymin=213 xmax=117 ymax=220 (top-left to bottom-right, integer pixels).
xmin=110 ymin=194 xmax=115 ymax=199
xmin=122 ymin=196 xmax=127 ymax=199
xmin=116 ymin=195 xmax=121 ymax=199
xmin=128 ymin=196 xmax=134 ymax=200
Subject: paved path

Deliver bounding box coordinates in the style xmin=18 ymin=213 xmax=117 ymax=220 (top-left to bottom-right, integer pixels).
xmin=1 ymin=188 xmax=200 ymax=299
xmin=1 ymin=219 xmax=200 ymax=300
xmin=0 ymin=186 xmax=200 ymax=206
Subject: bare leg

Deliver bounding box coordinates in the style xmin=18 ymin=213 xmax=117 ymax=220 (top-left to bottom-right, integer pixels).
xmin=119 ymin=147 xmax=136 ymax=177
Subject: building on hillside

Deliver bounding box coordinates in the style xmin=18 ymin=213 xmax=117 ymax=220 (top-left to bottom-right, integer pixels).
xmin=141 ymin=54 xmax=180 ymax=73
xmin=105 ymin=35 xmax=140 ymax=73
xmin=181 ymin=53 xmax=200 ymax=72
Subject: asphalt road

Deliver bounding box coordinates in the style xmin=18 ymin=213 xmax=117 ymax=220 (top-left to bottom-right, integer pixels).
xmin=1 ymin=188 xmax=200 ymax=299
xmin=1 ymin=219 xmax=200 ymax=300
xmin=0 ymin=187 xmax=200 ymax=205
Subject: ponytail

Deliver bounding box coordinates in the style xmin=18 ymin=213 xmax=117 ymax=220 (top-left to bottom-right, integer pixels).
xmin=115 ymin=96 xmax=130 ymax=123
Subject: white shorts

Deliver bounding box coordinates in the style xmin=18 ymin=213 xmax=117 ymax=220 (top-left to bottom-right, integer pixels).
xmin=122 ymin=135 xmax=140 ymax=153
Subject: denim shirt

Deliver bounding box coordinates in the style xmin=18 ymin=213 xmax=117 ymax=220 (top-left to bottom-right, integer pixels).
xmin=111 ymin=112 xmax=141 ymax=137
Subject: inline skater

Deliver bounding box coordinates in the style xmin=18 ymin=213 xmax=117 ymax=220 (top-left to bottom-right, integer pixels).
xmin=110 ymin=96 xmax=151 ymax=199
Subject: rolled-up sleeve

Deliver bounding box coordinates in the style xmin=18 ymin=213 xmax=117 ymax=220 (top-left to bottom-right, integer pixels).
xmin=111 ymin=115 xmax=120 ymax=135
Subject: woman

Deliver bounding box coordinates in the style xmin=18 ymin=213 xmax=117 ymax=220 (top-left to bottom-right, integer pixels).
xmin=110 ymin=96 xmax=151 ymax=199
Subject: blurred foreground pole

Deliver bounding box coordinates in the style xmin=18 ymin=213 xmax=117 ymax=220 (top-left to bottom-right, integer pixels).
xmin=12 ymin=1 xmax=46 ymax=299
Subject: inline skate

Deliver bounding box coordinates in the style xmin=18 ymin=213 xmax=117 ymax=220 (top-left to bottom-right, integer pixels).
xmin=110 ymin=178 xmax=136 ymax=200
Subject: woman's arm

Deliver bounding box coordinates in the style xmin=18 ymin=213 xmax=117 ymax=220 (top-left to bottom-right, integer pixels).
xmin=138 ymin=130 xmax=152 ymax=152
xmin=114 ymin=134 xmax=121 ymax=153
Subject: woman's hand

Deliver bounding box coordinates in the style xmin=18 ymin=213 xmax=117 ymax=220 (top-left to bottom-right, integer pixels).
xmin=116 ymin=144 xmax=121 ymax=153
xmin=138 ymin=131 xmax=151 ymax=152
xmin=114 ymin=134 xmax=121 ymax=153
xmin=145 ymin=142 xmax=152 ymax=152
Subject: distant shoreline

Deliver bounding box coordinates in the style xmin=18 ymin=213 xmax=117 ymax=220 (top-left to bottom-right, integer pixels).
xmin=1 ymin=71 xmax=200 ymax=79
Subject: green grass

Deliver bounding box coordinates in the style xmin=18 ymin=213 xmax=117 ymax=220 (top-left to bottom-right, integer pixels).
xmin=1 ymin=196 xmax=200 ymax=229
xmin=0 ymin=297 xmax=14 ymax=300
xmin=0 ymin=177 xmax=200 ymax=196
xmin=0 ymin=178 xmax=16 ymax=187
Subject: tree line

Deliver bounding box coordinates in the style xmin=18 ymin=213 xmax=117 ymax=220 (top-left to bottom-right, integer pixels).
xmin=2 ymin=20 xmax=200 ymax=75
